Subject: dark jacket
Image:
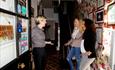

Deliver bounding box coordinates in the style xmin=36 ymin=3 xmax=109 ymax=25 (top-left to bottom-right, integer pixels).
xmin=83 ymin=29 xmax=96 ymax=58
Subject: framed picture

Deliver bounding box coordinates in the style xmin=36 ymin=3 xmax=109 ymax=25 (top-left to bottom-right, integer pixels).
xmin=97 ymin=0 xmax=105 ymax=8
xmin=0 ymin=12 xmax=17 ymax=68
xmin=96 ymin=9 xmax=104 ymax=23
xmin=0 ymin=0 xmax=15 ymax=12
xmin=17 ymin=17 xmax=29 ymax=55
xmin=107 ymin=2 xmax=115 ymax=25
xmin=96 ymin=27 xmax=103 ymax=44
xmin=16 ymin=0 xmax=28 ymax=17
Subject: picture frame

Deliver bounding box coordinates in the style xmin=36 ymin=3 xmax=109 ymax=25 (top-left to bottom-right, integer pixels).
xmin=107 ymin=2 xmax=115 ymax=25
xmin=96 ymin=9 xmax=104 ymax=23
xmin=0 ymin=0 xmax=15 ymax=12
xmin=97 ymin=0 xmax=105 ymax=8
xmin=96 ymin=27 xmax=103 ymax=44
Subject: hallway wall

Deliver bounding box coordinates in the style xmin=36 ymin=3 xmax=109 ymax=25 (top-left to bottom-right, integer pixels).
xmin=31 ymin=0 xmax=41 ymax=29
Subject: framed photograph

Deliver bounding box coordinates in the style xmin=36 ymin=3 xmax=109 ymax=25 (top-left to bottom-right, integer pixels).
xmin=0 ymin=0 xmax=15 ymax=12
xmin=107 ymin=2 xmax=115 ymax=25
xmin=96 ymin=27 xmax=103 ymax=44
xmin=16 ymin=0 xmax=28 ymax=17
xmin=0 ymin=12 xmax=17 ymax=68
xmin=96 ymin=9 xmax=104 ymax=23
xmin=97 ymin=0 xmax=105 ymax=8
xmin=17 ymin=18 xmax=29 ymax=55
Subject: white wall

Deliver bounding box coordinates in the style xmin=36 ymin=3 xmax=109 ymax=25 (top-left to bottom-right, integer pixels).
xmin=31 ymin=0 xmax=39 ymax=17
xmin=44 ymin=8 xmax=54 ymax=20
xmin=31 ymin=0 xmax=41 ymax=29
xmin=110 ymin=30 xmax=115 ymax=70
xmin=44 ymin=8 xmax=59 ymax=23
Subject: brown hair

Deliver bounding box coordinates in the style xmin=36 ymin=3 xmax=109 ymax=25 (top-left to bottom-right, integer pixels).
xmin=84 ymin=18 xmax=96 ymax=32
xmin=79 ymin=20 xmax=85 ymax=33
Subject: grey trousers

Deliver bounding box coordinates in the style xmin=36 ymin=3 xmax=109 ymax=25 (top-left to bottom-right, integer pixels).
xmin=80 ymin=55 xmax=95 ymax=70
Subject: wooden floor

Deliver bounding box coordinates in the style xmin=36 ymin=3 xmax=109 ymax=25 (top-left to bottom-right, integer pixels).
xmin=45 ymin=51 xmax=61 ymax=70
xmin=32 ymin=47 xmax=69 ymax=70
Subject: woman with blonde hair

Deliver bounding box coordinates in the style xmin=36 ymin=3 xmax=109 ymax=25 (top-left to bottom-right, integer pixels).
xmin=65 ymin=16 xmax=85 ymax=70
xmin=32 ymin=15 xmax=47 ymax=70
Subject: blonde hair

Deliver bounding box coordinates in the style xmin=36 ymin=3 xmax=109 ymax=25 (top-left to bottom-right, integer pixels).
xmin=78 ymin=20 xmax=85 ymax=33
xmin=35 ymin=15 xmax=46 ymax=25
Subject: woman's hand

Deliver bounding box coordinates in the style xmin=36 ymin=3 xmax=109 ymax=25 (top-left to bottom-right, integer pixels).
xmin=86 ymin=51 xmax=92 ymax=55
xmin=64 ymin=42 xmax=70 ymax=46
xmin=64 ymin=39 xmax=72 ymax=46
xmin=82 ymin=51 xmax=92 ymax=56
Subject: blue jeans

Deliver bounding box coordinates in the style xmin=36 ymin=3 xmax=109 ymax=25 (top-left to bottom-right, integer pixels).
xmin=67 ymin=47 xmax=81 ymax=70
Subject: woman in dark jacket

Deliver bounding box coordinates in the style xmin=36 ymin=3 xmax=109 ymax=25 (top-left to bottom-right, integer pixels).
xmin=80 ymin=18 xmax=96 ymax=70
